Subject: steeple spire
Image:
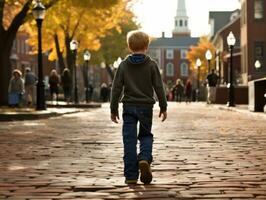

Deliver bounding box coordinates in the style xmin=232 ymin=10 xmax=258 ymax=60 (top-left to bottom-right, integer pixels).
xmin=176 ymin=0 xmax=187 ymax=16
xmin=172 ymin=0 xmax=190 ymax=37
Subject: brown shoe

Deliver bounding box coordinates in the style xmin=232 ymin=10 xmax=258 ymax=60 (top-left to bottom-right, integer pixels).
xmin=125 ymin=179 xmax=138 ymax=185
xmin=139 ymin=160 xmax=152 ymax=184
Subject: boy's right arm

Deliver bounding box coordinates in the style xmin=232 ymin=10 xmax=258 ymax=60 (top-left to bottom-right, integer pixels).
xmin=110 ymin=65 xmax=124 ymax=123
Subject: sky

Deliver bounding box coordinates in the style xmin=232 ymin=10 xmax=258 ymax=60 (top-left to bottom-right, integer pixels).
xmin=131 ymin=0 xmax=240 ymax=37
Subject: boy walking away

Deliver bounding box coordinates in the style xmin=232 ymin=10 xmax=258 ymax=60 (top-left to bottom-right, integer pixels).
xmin=110 ymin=30 xmax=167 ymax=185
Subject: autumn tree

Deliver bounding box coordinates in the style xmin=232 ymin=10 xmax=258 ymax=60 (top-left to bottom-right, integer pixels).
xmin=26 ymin=0 xmax=132 ymax=76
xmin=186 ymin=36 xmax=216 ymax=81
xmin=0 ymin=0 xmax=119 ymax=105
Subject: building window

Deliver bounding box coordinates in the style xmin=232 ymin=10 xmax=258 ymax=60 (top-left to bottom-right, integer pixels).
xmin=166 ymin=49 xmax=174 ymax=59
xmin=254 ymin=42 xmax=265 ymax=69
xmin=254 ymin=0 xmax=264 ymax=20
xmin=180 ymin=62 xmax=189 ymax=77
xmin=166 ymin=63 xmax=174 ymax=77
xmin=179 ymin=20 xmax=183 ymax=27
xmin=185 ymin=20 xmax=188 ymax=27
xmin=180 ymin=49 xmax=187 ymax=59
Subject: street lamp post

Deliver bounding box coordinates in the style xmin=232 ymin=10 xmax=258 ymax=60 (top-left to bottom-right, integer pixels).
xmin=205 ymin=49 xmax=212 ymax=73
xmin=33 ymin=0 xmax=46 ymax=110
xmin=83 ymin=50 xmax=91 ymax=103
xmin=227 ymin=31 xmax=236 ymax=107
xmin=70 ymin=40 xmax=79 ymax=104
xmin=196 ymin=58 xmax=202 ymax=101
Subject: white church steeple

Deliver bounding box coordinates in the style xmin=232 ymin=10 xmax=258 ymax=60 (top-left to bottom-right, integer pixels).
xmin=172 ymin=0 xmax=190 ymax=37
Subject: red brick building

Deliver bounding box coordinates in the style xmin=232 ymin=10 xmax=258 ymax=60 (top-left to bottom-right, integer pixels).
xmin=10 ymin=32 xmax=37 ymax=75
xmin=10 ymin=32 xmax=56 ymax=80
xmin=240 ymin=0 xmax=266 ymax=84
xmin=149 ymin=0 xmax=199 ymax=87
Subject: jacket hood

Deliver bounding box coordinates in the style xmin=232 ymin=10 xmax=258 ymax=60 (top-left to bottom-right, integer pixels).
xmin=126 ymin=54 xmax=150 ymax=65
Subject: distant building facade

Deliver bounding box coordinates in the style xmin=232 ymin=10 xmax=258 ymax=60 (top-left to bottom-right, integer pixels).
xmin=240 ymin=0 xmax=266 ymax=83
xmin=210 ymin=10 xmax=241 ymax=85
xmin=149 ymin=0 xmax=199 ymax=86
xmin=10 ymin=32 xmax=37 ymax=75
xmin=210 ymin=0 xmax=266 ymax=85
xmin=10 ymin=32 xmax=57 ymax=86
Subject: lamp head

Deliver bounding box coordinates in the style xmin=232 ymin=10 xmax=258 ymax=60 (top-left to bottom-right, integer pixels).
xmin=83 ymin=50 xmax=91 ymax=61
xmin=32 ymin=0 xmax=46 ymax=20
xmin=70 ymin=40 xmax=78 ymax=51
xmin=117 ymin=57 xmax=122 ymax=65
xmin=113 ymin=61 xmax=118 ymax=69
xmin=205 ymin=49 xmax=212 ymax=60
xmin=227 ymin=31 xmax=236 ymax=46
xmin=196 ymin=58 xmax=202 ymax=67
xmin=255 ymin=60 xmax=261 ymax=69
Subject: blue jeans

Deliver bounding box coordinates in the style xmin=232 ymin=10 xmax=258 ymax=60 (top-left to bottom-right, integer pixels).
xmin=122 ymin=105 xmax=153 ymax=180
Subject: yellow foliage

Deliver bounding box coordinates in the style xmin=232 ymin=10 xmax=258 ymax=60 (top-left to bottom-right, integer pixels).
xmin=23 ymin=0 xmax=133 ymax=62
xmin=186 ymin=36 xmax=216 ymax=80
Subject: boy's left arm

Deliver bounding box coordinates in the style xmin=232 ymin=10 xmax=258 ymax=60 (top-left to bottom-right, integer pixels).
xmin=152 ymin=64 xmax=168 ymax=121
xmin=110 ymin=65 xmax=124 ymax=123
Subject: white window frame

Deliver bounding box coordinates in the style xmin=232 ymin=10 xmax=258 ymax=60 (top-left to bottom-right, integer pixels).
xmin=166 ymin=63 xmax=174 ymax=77
xmin=254 ymin=0 xmax=264 ymax=19
xmin=180 ymin=49 xmax=188 ymax=59
xmin=180 ymin=62 xmax=189 ymax=77
xmin=166 ymin=49 xmax=174 ymax=59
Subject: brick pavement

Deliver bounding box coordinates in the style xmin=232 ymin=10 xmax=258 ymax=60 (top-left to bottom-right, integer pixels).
xmin=0 ymin=102 xmax=265 ymax=200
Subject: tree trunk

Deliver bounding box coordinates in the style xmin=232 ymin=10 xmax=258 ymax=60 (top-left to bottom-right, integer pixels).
xmin=0 ymin=0 xmax=32 ymax=105
xmin=0 ymin=35 xmax=15 ymax=105
xmin=54 ymin=34 xmax=65 ymax=73
xmin=65 ymin=35 xmax=73 ymax=74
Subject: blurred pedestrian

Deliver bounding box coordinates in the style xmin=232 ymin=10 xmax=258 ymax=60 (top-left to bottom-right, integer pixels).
xmin=87 ymin=83 xmax=94 ymax=102
xmin=100 ymin=83 xmax=109 ymax=102
xmin=61 ymin=68 xmax=72 ymax=104
xmin=8 ymin=69 xmax=24 ymax=107
xmin=24 ymin=67 xmax=37 ymax=106
xmin=185 ymin=79 xmax=192 ymax=103
xmin=206 ymin=69 xmax=219 ymax=104
xmin=49 ymin=69 xmax=60 ymax=104
xmin=173 ymin=79 xmax=184 ymax=103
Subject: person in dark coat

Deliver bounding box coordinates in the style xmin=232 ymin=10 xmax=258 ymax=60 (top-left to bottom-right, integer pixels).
xmin=49 ymin=69 xmax=60 ymax=103
xmin=100 ymin=83 xmax=109 ymax=102
xmin=61 ymin=68 xmax=72 ymax=103
xmin=173 ymin=79 xmax=184 ymax=103
xmin=185 ymin=79 xmax=192 ymax=103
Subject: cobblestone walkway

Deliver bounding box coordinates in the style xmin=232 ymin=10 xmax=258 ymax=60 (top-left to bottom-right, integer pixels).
xmin=0 ymin=103 xmax=266 ymax=200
